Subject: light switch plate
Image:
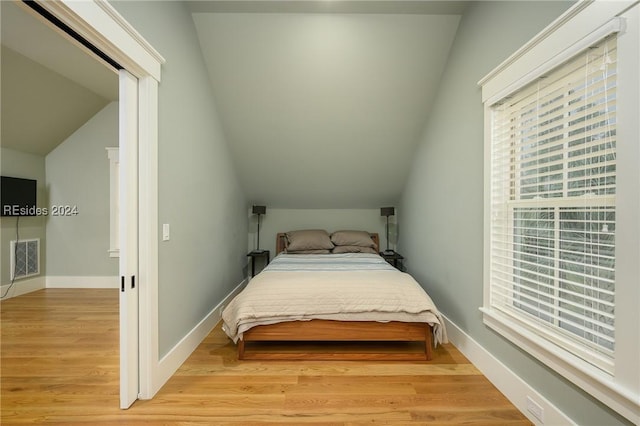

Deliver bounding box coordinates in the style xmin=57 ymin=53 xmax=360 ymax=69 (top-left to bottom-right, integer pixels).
xmin=162 ymin=223 xmax=170 ymax=241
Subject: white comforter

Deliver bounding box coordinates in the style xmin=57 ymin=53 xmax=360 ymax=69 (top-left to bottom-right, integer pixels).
xmin=222 ymin=253 xmax=447 ymax=345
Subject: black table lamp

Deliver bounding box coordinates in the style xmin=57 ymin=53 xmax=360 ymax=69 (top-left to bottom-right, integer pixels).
xmin=252 ymin=205 xmax=266 ymax=251
xmin=380 ymin=207 xmax=395 ymax=254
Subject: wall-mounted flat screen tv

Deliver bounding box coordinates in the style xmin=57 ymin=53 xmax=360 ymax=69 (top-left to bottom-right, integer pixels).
xmin=1 ymin=176 xmax=37 ymax=216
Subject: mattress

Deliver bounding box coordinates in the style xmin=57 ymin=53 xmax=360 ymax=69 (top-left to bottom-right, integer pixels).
xmin=222 ymin=253 xmax=447 ymax=345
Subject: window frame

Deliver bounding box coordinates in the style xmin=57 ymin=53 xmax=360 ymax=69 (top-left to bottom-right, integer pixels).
xmin=479 ymin=1 xmax=639 ymax=423
xmin=489 ymin=37 xmax=619 ymax=373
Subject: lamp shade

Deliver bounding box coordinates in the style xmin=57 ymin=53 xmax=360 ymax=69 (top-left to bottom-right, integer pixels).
xmin=252 ymin=205 xmax=266 ymax=215
xmin=380 ymin=207 xmax=395 ymax=217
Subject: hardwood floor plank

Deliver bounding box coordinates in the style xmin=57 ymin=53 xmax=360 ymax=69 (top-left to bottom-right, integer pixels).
xmin=283 ymin=393 xmax=513 ymax=411
xmin=166 ymin=374 xmax=300 ymax=385
xmin=176 ymin=362 xmax=482 ymax=378
xmin=410 ymin=407 xmax=535 ymax=424
xmin=1 ymin=289 xmax=531 ymax=425
xmin=298 ymin=374 xmax=488 ymax=385
xmin=284 ymin=382 xmax=417 ymax=395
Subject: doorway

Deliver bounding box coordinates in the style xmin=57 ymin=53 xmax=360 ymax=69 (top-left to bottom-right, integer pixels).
xmin=1 ymin=0 xmax=164 ymax=408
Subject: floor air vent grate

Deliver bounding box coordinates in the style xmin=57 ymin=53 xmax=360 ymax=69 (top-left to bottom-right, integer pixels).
xmin=11 ymin=239 xmax=40 ymax=280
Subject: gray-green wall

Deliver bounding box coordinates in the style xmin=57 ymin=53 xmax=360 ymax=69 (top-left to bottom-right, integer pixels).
xmin=45 ymin=102 xmax=118 ymax=277
xmin=111 ymin=1 xmax=248 ymax=358
xmin=0 ymin=148 xmax=47 ymax=289
xmin=399 ymin=2 xmax=630 ymax=425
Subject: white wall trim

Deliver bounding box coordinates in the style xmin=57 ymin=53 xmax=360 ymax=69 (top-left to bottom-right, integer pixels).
xmin=0 ymin=276 xmax=46 ymax=299
xmin=477 ymin=0 xmax=592 ymax=87
xmin=94 ymin=0 xmax=166 ymax=69
xmin=46 ymin=276 xmax=119 ymax=289
xmin=137 ymin=76 xmax=160 ymax=400
xmin=442 ymin=314 xmax=575 ymax=426
xmin=152 ymin=280 xmax=247 ymax=397
xmin=479 ymin=0 xmax=636 ymax=103
xmin=33 ymin=0 xmax=165 ymax=80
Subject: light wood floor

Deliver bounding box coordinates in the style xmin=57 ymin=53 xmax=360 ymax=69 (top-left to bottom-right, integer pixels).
xmin=1 ymin=289 xmax=532 ymax=425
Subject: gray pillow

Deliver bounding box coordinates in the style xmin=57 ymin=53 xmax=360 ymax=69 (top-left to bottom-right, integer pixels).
xmin=330 ymin=230 xmax=377 ymax=249
xmin=285 ymin=229 xmax=334 ymax=251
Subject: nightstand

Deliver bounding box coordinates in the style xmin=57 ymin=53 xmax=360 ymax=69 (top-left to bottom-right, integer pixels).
xmin=247 ymin=250 xmax=270 ymax=277
xmin=380 ymin=251 xmax=404 ymax=271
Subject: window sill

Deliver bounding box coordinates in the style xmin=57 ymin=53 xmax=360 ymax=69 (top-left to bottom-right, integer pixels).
xmin=480 ymin=307 xmax=639 ymax=423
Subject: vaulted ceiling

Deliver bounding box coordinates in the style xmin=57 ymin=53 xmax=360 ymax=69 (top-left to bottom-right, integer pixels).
xmin=2 ymin=0 xmax=466 ymax=208
xmin=190 ymin=1 xmax=465 ymax=208
xmin=0 ymin=1 xmax=118 ymax=156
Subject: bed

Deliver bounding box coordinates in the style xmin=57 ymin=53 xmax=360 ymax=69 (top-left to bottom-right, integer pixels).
xmin=222 ymin=230 xmax=446 ymax=361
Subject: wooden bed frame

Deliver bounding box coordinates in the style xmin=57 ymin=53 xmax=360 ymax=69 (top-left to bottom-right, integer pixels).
xmin=237 ymin=232 xmax=434 ymax=361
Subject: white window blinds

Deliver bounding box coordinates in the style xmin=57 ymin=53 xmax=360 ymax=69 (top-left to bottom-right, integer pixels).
xmin=489 ymin=35 xmax=617 ymax=372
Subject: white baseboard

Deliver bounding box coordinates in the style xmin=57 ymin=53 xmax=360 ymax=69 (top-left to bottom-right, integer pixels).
xmin=46 ymin=276 xmax=119 ymax=289
xmin=154 ymin=279 xmax=247 ymax=391
xmin=0 ymin=276 xmax=46 ymax=299
xmin=442 ymin=315 xmax=575 ymax=426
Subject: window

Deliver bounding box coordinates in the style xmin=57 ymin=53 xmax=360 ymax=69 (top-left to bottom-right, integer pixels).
xmin=490 ymin=35 xmax=617 ymax=373
xmin=480 ymin=2 xmax=639 ymax=422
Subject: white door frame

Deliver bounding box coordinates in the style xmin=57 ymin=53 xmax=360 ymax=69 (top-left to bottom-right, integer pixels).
xmin=29 ymin=0 xmax=165 ymax=402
